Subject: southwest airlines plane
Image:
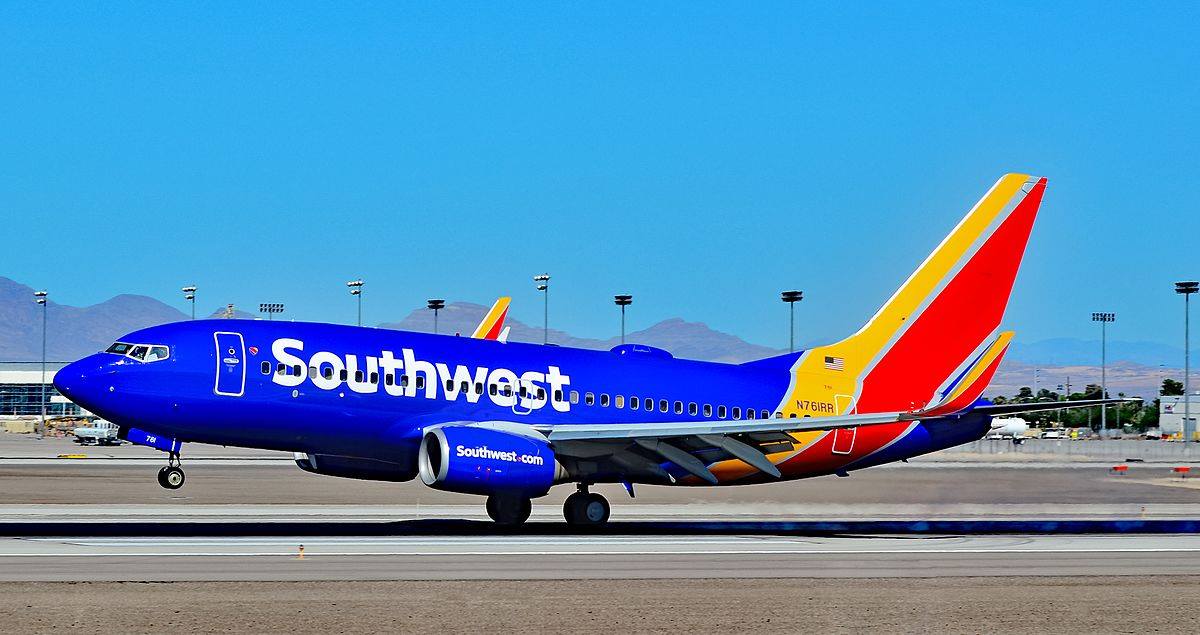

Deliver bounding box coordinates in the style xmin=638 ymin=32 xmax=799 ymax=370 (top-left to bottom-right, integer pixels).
xmin=54 ymin=174 xmax=1117 ymax=526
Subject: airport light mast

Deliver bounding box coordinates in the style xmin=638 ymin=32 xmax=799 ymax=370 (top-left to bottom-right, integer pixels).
xmin=33 ymin=290 xmax=47 ymax=438
xmin=614 ymin=294 xmax=633 ymax=344
xmin=781 ymin=290 xmax=804 ymax=353
xmin=534 ymin=274 xmax=550 ymax=344
xmin=427 ymin=299 xmax=445 ymax=335
xmin=1092 ymin=312 xmax=1115 ymax=433
xmin=259 ymin=303 xmax=284 ymax=321
xmin=1177 ymin=281 xmax=1198 ymax=442
xmin=347 ymin=279 xmax=364 ymax=327
xmin=181 ymin=286 xmax=197 ymax=320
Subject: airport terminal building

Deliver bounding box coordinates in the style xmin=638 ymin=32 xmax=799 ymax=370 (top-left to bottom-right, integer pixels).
xmin=0 ymin=362 xmax=81 ymax=418
xmin=1159 ymin=394 xmax=1200 ymax=439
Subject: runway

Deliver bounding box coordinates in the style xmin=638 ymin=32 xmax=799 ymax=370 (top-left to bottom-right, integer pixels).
xmin=3 ymin=533 xmax=1199 ymax=581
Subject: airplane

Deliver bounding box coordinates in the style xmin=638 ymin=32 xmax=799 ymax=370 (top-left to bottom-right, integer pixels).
xmin=53 ymin=173 xmax=1129 ymax=526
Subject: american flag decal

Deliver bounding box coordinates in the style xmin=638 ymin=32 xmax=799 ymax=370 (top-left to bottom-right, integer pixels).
xmin=824 ymin=356 xmax=845 ymax=371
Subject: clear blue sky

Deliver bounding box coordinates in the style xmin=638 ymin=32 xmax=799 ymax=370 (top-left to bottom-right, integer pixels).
xmin=3 ymin=2 xmax=1197 ymax=348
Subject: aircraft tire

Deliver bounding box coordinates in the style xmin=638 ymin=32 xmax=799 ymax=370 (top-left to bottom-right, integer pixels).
xmin=564 ymin=492 xmax=609 ymax=526
xmin=485 ymin=493 xmax=531 ymax=526
xmin=157 ymin=466 xmax=185 ymax=490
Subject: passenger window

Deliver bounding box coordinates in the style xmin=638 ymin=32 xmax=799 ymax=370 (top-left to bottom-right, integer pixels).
xmin=461 ymin=381 xmax=470 ymax=393
xmin=688 ymin=402 xmax=698 ymax=416
xmin=717 ymin=405 xmax=726 ymax=419
xmin=600 ymin=393 xmax=610 ymax=407
xmin=355 ymin=370 xmax=364 ymax=382
xmin=445 ymin=379 xmax=453 ymax=392
xmin=293 ymin=365 xmax=302 ymax=376
xmin=339 ymin=369 xmax=348 ymax=382
xmin=323 ymin=367 xmax=333 ymax=380
xmin=659 ymin=399 xmax=668 ymax=412
xmin=261 ymin=361 xmax=271 ymax=375
xmin=537 ymin=387 xmax=545 ymax=400
xmin=732 ymin=407 xmax=741 ymax=420
xmin=502 ymin=385 xmax=512 ymax=397
xmin=276 ymin=363 xmax=285 ymax=374
xmin=630 ymin=396 xmax=639 ymax=410
xmin=416 ymin=377 xmax=425 ymax=390
xmin=569 ymin=390 xmax=579 ymax=404
xmin=309 ymin=367 xmax=317 ymax=379
xmin=400 ymin=375 xmax=410 ymax=387
xmin=615 ymin=395 xmax=624 ymax=409
xmin=554 ymin=389 xmax=563 ymax=402
xmin=585 ymin=392 xmax=595 ymax=406
xmin=765 ymin=410 xmax=773 ymax=419
xmin=747 ymin=409 xmax=756 ymax=420
xmin=385 ymin=374 xmax=394 ymax=386
xmin=475 ymin=382 xmax=484 ymax=395
xmin=674 ymin=401 xmax=683 ymax=414
xmin=370 ymin=372 xmax=379 ymax=384
xmin=703 ymin=404 xmax=712 ymax=417
xmin=519 ymin=386 xmax=528 ymax=398
xmin=789 ymin=413 xmax=798 ymax=419
xmin=646 ymin=398 xmax=654 ymax=412
xmin=489 ymin=384 xmax=498 ymax=396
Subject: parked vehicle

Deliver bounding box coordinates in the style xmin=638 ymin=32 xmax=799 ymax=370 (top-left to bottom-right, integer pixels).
xmin=72 ymin=420 xmax=121 ymax=446
xmin=1039 ymin=428 xmax=1065 ymax=439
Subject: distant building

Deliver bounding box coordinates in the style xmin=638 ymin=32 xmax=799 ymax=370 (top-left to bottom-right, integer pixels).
xmin=0 ymin=362 xmax=83 ymax=417
xmin=1159 ymin=394 xmax=1200 ymax=439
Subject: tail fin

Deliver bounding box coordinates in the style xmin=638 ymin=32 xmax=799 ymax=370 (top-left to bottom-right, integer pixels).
xmin=778 ymin=174 xmax=1046 ymax=416
xmin=471 ymin=297 xmax=511 ymax=340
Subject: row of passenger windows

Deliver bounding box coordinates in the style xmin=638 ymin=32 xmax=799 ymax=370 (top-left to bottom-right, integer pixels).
xmin=567 ymin=391 xmax=772 ymax=420
xmin=262 ymin=361 xmax=778 ymax=420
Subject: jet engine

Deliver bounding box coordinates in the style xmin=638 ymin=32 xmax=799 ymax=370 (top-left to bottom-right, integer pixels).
xmin=418 ymin=425 xmax=564 ymax=497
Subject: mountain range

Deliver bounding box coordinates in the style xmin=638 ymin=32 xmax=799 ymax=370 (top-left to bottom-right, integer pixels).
xmin=0 ymin=276 xmax=1186 ymax=398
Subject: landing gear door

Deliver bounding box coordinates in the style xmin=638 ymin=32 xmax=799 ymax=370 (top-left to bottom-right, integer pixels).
xmin=214 ymin=332 xmax=246 ymax=397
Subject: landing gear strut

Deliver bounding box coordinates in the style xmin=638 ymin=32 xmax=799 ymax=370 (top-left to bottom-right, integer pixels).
xmin=485 ymin=493 xmax=532 ymax=526
xmin=563 ymin=484 xmax=610 ymax=527
xmin=157 ymin=451 xmax=185 ymax=490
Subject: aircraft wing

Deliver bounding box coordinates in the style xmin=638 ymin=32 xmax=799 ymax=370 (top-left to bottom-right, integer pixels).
xmin=536 ymin=397 xmax=1139 ymax=484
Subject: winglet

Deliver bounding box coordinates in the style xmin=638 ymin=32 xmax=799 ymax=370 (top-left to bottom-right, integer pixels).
xmin=471 ymin=297 xmax=511 ymax=340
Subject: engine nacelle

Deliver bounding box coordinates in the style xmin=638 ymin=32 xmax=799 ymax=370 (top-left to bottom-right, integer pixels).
xmin=294 ymin=453 xmax=417 ymax=482
xmin=418 ymin=425 xmax=563 ymax=497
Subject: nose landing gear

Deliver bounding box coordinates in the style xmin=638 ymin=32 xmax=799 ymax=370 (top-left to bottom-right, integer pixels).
xmin=157 ymin=452 xmax=185 ymax=489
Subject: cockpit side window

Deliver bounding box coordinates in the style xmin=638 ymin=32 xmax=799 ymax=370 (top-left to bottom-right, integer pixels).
xmin=146 ymin=346 xmax=170 ymax=361
xmin=128 ymin=346 xmax=149 ymax=360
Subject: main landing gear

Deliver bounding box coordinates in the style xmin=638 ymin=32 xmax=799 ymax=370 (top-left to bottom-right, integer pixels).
xmin=485 ymin=493 xmax=532 ymax=526
xmin=157 ymin=451 xmax=185 ymax=490
xmin=563 ymin=484 xmax=610 ymax=527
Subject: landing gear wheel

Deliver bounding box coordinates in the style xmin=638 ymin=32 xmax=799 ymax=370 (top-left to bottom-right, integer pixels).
xmin=564 ymin=492 xmax=610 ymax=527
xmin=157 ymin=465 xmax=185 ymax=490
xmin=485 ymin=494 xmax=532 ymax=526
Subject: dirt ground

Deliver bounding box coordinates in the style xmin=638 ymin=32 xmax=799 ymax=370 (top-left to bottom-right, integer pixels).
xmin=4 ymin=577 xmax=1198 ymax=634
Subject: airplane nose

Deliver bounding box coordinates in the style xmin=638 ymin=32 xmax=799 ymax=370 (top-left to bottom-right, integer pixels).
xmin=53 ymin=357 xmax=104 ymax=406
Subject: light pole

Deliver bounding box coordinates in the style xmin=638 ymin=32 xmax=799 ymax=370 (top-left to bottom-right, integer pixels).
xmin=1092 ymin=312 xmax=1115 ymax=433
xmin=614 ymin=294 xmax=633 ymax=344
xmin=33 ymin=290 xmax=47 ymax=438
xmin=427 ymin=299 xmax=445 ymax=335
xmin=259 ymin=303 xmax=284 ymax=321
xmin=780 ymin=290 xmax=803 ymax=353
xmin=534 ymin=274 xmax=550 ymax=344
xmin=347 ymin=279 xmax=364 ymax=327
xmin=1177 ymin=281 xmax=1198 ymax=442
xmin=181 ymin=286 xmax=197 ymax=319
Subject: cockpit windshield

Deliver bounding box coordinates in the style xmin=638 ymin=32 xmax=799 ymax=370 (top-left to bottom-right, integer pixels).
xmin=104 ymin=342 xmax=170 ymax=362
